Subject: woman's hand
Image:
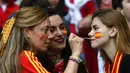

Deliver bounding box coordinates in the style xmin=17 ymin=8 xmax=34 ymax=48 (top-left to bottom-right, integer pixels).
xmin=69 ymin=33 xmax=84 ymax=57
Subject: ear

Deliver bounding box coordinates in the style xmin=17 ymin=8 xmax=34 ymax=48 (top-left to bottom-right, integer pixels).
xmin=116 ymin=7 xmax=124 ymax=15
xmin=23 ymin=28 xmax=31 ymax=38
xmin=109 ymin=26 xmax=118 ymax=37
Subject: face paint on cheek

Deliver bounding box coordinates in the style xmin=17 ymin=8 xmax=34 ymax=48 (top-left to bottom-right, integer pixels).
xmin=39 ymin=34 xmax=46 ymax=40
xmin=63 ymin=30 xmax=67 ymax=37
xmin=94 ymin=32 xmax=103 ymax=38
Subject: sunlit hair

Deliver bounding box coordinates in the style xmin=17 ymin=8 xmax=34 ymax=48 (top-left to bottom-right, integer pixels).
xmin=0 ymin=6 xmax=48 ymax=73
xmin=92 ymin=9 xmax=130 ymax=54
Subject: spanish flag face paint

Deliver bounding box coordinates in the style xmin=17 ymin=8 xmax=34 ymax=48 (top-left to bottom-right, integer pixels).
xmin=39 ymin=34 xmax=45 ymax=40
xmin=63 ymin=29 xmax=67 ymax=38
xmin=94 ymin=32 xmax=103 ymax=38
xmin=63 ymin=30 xmax=67 ymax=35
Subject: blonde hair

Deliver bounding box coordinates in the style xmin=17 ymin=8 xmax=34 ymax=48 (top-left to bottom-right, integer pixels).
xmin=92 ymin=9 xmax=130 ymax=54
xmin=0 ymin=6 xmax=48 ymax=73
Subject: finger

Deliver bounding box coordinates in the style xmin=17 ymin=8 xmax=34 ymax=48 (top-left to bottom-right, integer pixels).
xmin=69 ymin=33 xmax=76 ymax=40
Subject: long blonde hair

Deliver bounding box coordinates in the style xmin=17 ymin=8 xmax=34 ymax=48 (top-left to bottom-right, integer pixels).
xmin=92 ymin=9 xmax=130 ymax=54
xmin=0 ymin=6 xmax=48 ymax=73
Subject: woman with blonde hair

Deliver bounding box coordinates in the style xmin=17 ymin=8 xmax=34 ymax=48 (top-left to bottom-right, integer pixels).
xmin=0 ymin=6 xmax=52 ymax=73
xmin=88 ymin=9 xmax=130 ymax=73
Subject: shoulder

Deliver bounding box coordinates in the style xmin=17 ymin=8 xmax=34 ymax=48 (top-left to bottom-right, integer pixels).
xmin=120 ymin=54 xmax=130 ymax=73
xmin=20 ymin=50 xmax=33 ymax=60
xmin=20 ymin=50 xmax=49 ymax=73
xmin=20 ymin=50 xmax=36 ymax=67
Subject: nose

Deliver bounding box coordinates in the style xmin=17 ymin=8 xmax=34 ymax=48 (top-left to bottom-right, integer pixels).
xmin=47 ymin=30 xmax=53 ymax=39
xmin=56 ymin=28 xmax=63 ymax=35
xmin=88 ymin=30 xmax=94 ymax=37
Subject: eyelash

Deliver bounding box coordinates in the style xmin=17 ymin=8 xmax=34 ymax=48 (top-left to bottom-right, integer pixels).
xmin=60 ymin=25 xmax=66 ymax=30
xmin=41 ymin=27 xmax=48 ymax=33
xmin=94 ymin=27 xmax=98 ymax=30
xmin=50 ymin=27 xmax=56 ymax=33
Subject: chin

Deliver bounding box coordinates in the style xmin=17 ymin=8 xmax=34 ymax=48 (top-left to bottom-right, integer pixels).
xmin=50 ymin=41 xmax=66 ymax=49
xmin=91 ymin=44 xmax=99 ymax=49
xmin=57 ymin=44 xmax=66 ymax=49
xmin=40 ymin=47 xmax=48 ymax=52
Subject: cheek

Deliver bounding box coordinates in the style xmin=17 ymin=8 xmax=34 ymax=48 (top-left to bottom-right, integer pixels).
xmin=63 ymin=30 xmax=67 ymax=37
xmin=94 ymin=32 xmax=103 ymax=39
xmin=39 ymin=34 xmax=46 ymax=40
xmin=91 ymin=36 xmax=108 ymax=48
xmin=91 ymin=39 xmax=101 ymax=48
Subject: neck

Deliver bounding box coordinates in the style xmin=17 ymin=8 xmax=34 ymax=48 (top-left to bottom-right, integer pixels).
xmin=102 ymin=39 xmax=117 ymax=62
xmin=30 ymin=47 xmax=37 ymax=55
xmin=48 ymin=49 xmax=63 ymax=64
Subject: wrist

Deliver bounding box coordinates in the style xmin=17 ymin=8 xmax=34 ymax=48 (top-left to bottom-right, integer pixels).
xmin=71 ymin=53 xmax=81 ymax=57
xmin=69 ymin=55 xmax=82 ymax=64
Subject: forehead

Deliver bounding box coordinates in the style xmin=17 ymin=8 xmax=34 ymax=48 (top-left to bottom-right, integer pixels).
xmin=49 ymin=15 xmax=63 ymax=26
xmin=91 ymin=17 xmax=105 ymax=27
xmin=36 ymin=18 xmax=50 ymax=27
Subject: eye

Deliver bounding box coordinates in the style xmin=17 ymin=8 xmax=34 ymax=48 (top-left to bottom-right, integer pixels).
xmin=59 ymin=24 xmax=66 ymax=30
xmin=41 ymin=26 xmax=49 ymax=33
xmin=93 ymin=26 xmax=99 ymax=31
xmin=50 ymin=26 xmax=56 ymax=33
xmin=45 ymin=27 xmax=49 ymax=33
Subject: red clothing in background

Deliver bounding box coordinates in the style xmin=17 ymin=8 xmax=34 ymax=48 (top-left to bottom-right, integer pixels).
xmin=0 ymin=3 xmax=19 ymax=29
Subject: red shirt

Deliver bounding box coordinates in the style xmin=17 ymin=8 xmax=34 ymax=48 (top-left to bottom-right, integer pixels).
xmin=20 ymin=50 xmax=50 ymax=73
xmin=53 ymin=60 xmax=64 ymax=73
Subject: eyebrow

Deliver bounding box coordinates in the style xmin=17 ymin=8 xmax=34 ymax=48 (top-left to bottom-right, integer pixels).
xmin=60 ymin=23 xmax=65 ymax=26
xmin=92 ymin=25 xmax=97 ymax=28
xmin=41 ymin=26 xmax=49 ymax=29
xmin=50 ymin=23 xmax=64 ymax=27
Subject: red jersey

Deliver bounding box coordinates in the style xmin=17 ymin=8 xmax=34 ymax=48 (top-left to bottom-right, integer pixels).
xmin=20 ymin=50 xmax=50 ymax=73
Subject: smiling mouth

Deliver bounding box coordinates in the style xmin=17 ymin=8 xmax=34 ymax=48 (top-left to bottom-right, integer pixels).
xmin=54 ymin=38 xmax=64 ymax=43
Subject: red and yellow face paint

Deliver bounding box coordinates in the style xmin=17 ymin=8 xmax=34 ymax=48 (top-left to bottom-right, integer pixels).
xmin=94 ymin=32 xmax=103 ymax=38
xmin=63 ymin=28 xmax=67 ymax=38
xmin=39 ymin=34 xmax=46 ymax=40
xmin=63 ymin=30 xmax=67 ymax=35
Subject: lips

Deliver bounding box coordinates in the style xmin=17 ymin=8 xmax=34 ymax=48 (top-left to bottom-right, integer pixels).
xmin=90 ymin=38 xmax=95 ymax=43
xmin=54 ymin=38 xmax=64 ymax=43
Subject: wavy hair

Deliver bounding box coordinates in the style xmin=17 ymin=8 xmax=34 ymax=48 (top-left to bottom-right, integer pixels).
xmin=0 ymin=6 xmax=48 ymax=73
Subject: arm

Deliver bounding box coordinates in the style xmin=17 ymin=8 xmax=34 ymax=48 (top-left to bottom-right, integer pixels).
xmin=64 ymin=33 xmax=84 ymax=73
